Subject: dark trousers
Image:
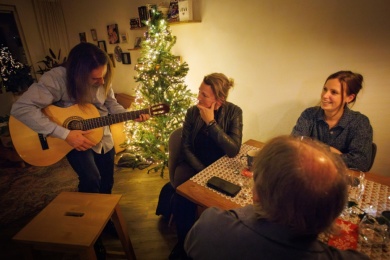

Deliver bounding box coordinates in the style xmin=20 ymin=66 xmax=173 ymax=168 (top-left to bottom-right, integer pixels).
xmin=173 ymin=193 xmax=197 ymax=246
xmin=66 ymin=148 xmax=115 ymax=194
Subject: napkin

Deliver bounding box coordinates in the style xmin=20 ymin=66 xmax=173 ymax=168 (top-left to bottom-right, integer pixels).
xmin=328 ymin=218 xmax=359 ymax=250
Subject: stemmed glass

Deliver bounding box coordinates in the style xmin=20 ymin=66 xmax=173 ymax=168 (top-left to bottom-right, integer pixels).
xmin=347 ymin=169 xmax=365 ymax=205
xmin=343 ymin=169 xmax=365 ymax=219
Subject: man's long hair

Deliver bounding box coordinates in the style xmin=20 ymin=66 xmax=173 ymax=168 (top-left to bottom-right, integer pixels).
xmin=65 ymin=42 xmax=113 ymax=104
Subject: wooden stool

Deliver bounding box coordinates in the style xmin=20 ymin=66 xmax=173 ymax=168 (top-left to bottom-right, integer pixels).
xmin=13 ymin=191 xmax=136 ymax=259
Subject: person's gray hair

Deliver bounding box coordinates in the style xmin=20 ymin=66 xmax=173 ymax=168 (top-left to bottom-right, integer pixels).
xmin=252 ymin=135 xmax=348 ymax=235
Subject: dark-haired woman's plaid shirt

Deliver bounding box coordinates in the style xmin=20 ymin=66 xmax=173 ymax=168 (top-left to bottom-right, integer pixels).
xmin=292 ymin=106 xmax=373 ymax=172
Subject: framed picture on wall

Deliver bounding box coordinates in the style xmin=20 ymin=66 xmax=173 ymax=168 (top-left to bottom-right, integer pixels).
xmin=114 ymin=46 xmax=122 ymax=62
xmin=120 ymin=33 xmax=128 ymax=43
xmin=107 ymin=24 xmax=120 ymax=44
xmin=97 ymin=40 xmax=107 ymax=52
xmin=134 ymin=37 xmax=142 ymax=48
xmin=79 ymin=32 xmax=87 ymax=42
xmin=90 ymin=29 xmax=98 ymax=41
xmin=121 ymin=52 xmax=131 ymax=64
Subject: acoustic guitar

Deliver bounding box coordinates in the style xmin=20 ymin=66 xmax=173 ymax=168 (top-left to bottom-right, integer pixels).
xmin=9 ymin=103 xmax=169 ymax=166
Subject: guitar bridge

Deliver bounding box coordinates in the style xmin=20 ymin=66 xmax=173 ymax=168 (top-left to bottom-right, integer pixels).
xmin=38 ymin=133 xmax=49 ymax=150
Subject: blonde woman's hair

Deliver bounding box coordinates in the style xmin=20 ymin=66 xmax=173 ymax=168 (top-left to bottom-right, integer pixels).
xmin=203 ymin=73 xmax=234 ymax=103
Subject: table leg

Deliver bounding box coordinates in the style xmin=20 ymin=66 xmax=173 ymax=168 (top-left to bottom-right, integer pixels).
xmin=77 ymin=246 xmax=97 ymax=260
xmin=111 ymin=204 xmax=137 ymax=260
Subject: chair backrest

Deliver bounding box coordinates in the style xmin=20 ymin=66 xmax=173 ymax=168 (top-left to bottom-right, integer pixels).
xmin=168 ymin=127 xmax=183 ymax=184
xmin=368 ymin=142 xmax=377 ymax=171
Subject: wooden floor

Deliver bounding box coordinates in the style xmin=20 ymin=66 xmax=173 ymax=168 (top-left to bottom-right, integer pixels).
xmin=0 ymin=163 xmax=177 ymax=260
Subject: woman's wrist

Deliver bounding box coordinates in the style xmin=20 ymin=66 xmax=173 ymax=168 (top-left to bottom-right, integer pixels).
xmin=207 ymin=119 xmax=216 ymax=127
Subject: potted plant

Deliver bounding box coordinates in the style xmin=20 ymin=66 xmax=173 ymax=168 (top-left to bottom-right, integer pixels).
xmin=36 ymin=48 xmax=67 ymax=75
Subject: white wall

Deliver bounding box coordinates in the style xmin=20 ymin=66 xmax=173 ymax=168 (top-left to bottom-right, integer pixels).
xmin=7 ymin=0 xmax=390 ymax=176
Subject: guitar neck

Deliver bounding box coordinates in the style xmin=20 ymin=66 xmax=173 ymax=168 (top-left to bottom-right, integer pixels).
xmin=82 ymin=108 xmax=150 ymax=130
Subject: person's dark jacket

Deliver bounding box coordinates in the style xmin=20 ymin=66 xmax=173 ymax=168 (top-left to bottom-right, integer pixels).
xmin=181 ymin=101 xmax=243 ymax=172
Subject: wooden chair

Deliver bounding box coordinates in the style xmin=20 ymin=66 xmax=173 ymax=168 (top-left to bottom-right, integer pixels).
xmin=155 ymin=127 xmax=183 ymax=225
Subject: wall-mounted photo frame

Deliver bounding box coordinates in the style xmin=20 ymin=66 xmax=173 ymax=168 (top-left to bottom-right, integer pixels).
xmin=121 ymin=52 xmax=131 ymax=64
xmin=79 ymin=32 xmax=86 ymax=42
xmin=98 ymin=40 xmax=107 ymax=52
xmin=108 ymin=53 xmax=116 ymax=67
xmin=107 ymin=24 xmax=120 ymax=44
xmin=120 ymin=33 xmax=128 ymax=43
xmin=134 ymin=37 xmax=142 ymax=48
xmin=90 ymin=29 xmax=98 ymax=41
xmin=114 ymin=46 xmax=122 ymax=62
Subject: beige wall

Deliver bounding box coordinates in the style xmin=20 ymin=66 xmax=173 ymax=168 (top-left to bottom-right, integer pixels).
xmin=4 ymin=0 xmax=390 ymax=175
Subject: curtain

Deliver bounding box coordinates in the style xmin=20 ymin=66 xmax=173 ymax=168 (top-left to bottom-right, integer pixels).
xmin=32 ymin=0 xmax=70 ymax=58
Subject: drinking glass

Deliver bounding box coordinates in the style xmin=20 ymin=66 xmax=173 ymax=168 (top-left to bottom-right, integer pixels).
xmin=347 ymin=170 xmax=365 ymax=205
xmin=342 ymin=169 xmax=365 ymax=219
xmin=238 ymin=169 xmax=253 ymax=199
xmin=359 ymin=214 xmax=390 ymax=246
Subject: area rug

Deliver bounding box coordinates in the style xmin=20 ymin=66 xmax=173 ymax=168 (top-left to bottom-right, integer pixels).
xmin=0 ymin=158 xmax=78 ymax=227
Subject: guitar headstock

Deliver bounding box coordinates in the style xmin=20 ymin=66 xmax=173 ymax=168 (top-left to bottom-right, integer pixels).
xmin=150 ymin=103 xmax=170 ymax=116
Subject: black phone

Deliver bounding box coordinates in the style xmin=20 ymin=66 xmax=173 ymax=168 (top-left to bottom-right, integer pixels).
xmin=207 ymin=176 xmax=241 ymax=197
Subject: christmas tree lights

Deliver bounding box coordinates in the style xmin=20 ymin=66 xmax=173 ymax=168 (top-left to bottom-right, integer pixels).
xmin=120 ymin=8 xmax=196 ymax=176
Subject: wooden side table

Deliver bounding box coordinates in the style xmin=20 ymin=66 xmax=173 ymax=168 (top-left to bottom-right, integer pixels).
xmin=13 ymin=191 xmax=136 ymax=260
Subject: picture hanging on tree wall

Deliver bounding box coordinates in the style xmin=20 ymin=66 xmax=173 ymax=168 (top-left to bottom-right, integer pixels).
xmin=120 ymin=33 xmax=128 ymax=43
xmin=134 ymin=37 xmax=142 ymax=48
xmin=79 ymin=32 xmax=86 ymax=42
xmin=114 ymin=46 xmax=123 ymax=62
xmin=98 ymin=40 xmax=107 ymax=52
xmin=90 ymin=29 xmax=98 ymax=41
xmin=121 ymin=52 xmax=131 ymax=64
xmin=167 ymin=1 xmax=179 ymax=22
xmin=107 ymin=24 xmax=120 ymax=44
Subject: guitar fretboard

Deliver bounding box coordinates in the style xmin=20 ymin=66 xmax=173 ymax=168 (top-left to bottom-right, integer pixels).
xmin=82 ymin=108 xmax=150 ymax=130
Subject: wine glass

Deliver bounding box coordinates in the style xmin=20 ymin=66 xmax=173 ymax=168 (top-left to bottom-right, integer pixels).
xmin=347 ymin=169 xmax=365 ymax=205
xmin=344 ymin=169 xmax=365 ymax=219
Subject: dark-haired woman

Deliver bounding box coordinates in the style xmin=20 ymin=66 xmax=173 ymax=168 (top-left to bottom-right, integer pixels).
xmin=291 ymin=70 xmax=373 ymax=172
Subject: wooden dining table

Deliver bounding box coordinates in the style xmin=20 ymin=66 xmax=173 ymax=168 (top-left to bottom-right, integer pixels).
xmin=176 ymin=139 xmax=390 ymax=260
xmin=177 ymin=139 xmax=262 ymax=210
xmin=177 ymin=139 xmax=390 ymax=209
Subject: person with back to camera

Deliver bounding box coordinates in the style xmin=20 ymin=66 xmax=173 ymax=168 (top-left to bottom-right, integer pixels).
xmin=184 ymin=135 xmax=369 ymax=260
xmin=169 ymin=72 xmax=243 ymax=259
xmin=291 ymin=70 xmax=373 ymax=172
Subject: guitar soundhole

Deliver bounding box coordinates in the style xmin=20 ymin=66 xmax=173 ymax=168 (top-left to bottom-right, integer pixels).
xmin=64 ymin=117 xmax=84 ymax=130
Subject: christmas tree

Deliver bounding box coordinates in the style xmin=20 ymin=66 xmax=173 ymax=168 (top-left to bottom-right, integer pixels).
xmin=120 ymin=9 xmax=196 ymax=176
xmin=0 ymin=45 xmax=34 ymax=93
